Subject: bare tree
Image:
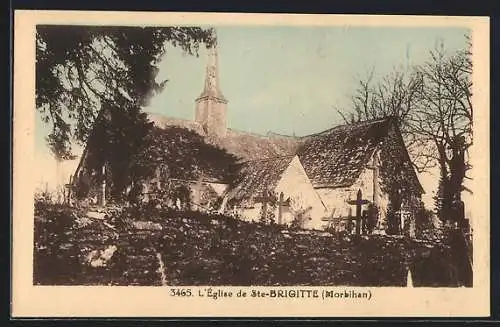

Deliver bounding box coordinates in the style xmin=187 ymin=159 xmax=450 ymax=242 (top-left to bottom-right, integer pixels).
xmin=335 ymin=65 xmax=426 ymax=170
xmin=409 ymin=38 xmax=472 ymax=222
xmin=337 ymin=35 xmax=473 ymax=223
xmin=336 ymin=67 xmax=376 ymax=124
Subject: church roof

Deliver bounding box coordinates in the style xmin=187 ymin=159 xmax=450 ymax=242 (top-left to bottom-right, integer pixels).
xmin=145 ymin=113 xmax=422 ymax=193
xmin=224 ymin=155 xmax=295 ymax=204
xmin=218 ymin=129 xmax=299 ymax=161
xmin=147 ymin=113 xmax=205 ymax=135
xmin=296 ymin=117 xmax=393 ymax=188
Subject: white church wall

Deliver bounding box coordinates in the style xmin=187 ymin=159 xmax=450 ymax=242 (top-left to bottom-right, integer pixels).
xmin=236 ymin=204 xmax=262 ymax=223
xmin=316 ymin=162 xmax=389 ymax=229
xmin=235 ymin=203 xmax=297 ymax=226
xmin=317 ymin=168 xmax=372 ymax=216
xmin=275 ymin=156 xmax=328 ymax=230
xmin=231 ymin=156 xmax=327 ymax=229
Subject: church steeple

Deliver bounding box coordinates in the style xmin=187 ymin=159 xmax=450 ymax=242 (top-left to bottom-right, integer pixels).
xmin=195 ymin=37 xmax=228 ymax=138
xmin=197 ymin=41 xmax=227 ymax=103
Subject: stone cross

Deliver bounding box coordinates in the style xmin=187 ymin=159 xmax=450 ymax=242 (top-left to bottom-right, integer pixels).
xmin=347 ymin=189 xmax=370 ymax=237
xmin=395 ymin=209 xmax=404 ymax=233
xmin=396 ymin=208 xmax=414 ymax=237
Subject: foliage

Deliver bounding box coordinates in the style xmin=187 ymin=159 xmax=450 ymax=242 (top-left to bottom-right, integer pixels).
xmin=366 ymin=203 xmax=379 ymax=234
xmin=75 ymin=124 xmax=239 ymax=202
xmin=36 ymin=25 xmax=215 ymax=159
xmin=34 ymin=188 xmax=55 ymax=207
xmin=78 ymin=102 xmax=154 ymax=200
xmin=379 ymin=125 xmax=422 ymax=206
xmin=385 ymin=202 xmax=399 ymax=235
xmin=33 ymin=203 xmax=80 ymax=285
xmin=289 ymin=206 xmax=313 ymax=230
xmin=133 ymin=126 xmax=239 ymax=184
xmin=415 ymin=204 xmax=435 ymax=237
xmin=434 ymin=168 xmax=452 ymax=221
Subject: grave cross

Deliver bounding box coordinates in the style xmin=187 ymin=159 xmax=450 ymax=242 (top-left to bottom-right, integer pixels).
xmin=254 ymin=191 xmax=287 ymax=224
xmin=254 ymin=191 xmax=274 ymax=223
xmin=347 ymin=189 xmax=370 ymax=236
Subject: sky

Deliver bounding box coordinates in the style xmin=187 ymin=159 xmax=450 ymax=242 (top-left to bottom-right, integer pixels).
xmin=34 ymin=25 xmax=470 ymax=208
xmin=145 ymin=26 xmax=469 ymax=136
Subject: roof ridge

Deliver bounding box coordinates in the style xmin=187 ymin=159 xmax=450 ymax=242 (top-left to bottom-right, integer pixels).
xmin=146 ymin=112 xmax=193 ymax=122
xmin=241 ymin=154 xmax=296 ymax=164
xmin=266 ymin=131 xmax=299 ymax=139
xmin=303 ymin=116 xmax=394 ymax=138
xmin=227 ymin=128 xmax=269 ymax=138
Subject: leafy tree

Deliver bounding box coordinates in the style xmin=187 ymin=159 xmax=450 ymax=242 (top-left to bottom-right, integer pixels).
xmin=36 ymin=25 xmax=215 ymax=159
xmin=79 ymin=124 xmax=240 ymax=202
xmin=81 ymin=100 xmax=154 ymax=200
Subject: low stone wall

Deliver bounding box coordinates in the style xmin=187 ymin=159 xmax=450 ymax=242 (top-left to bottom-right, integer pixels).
xmin=33 ymin=205 xmax=459 ymax=287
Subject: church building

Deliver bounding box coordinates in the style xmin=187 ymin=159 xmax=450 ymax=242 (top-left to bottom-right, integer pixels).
xmin=71 ymin=39 xmax=424 ymax=233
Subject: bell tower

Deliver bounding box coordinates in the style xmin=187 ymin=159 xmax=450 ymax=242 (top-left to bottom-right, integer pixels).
xmin=195 ymin=39 xmax=228 ymax=138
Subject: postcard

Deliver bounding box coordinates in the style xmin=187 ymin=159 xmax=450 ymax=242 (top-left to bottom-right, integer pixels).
xmin=12 ymin=10 xmax=490 ymax=317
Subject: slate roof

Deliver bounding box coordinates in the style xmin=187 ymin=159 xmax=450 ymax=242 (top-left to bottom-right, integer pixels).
xmin=146 ymin=114 xmax=422 ymax=192
xmin=217 ymin=129 xmax=299 ymax=161
xmin=295 ymin=118 xmax=393 ymax=188
xmin=224 ymin=155 xmax=295 ymax=203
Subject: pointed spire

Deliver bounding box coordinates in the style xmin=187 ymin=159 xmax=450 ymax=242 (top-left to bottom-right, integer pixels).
xmin=194 ymin=30 xmax=228 ymax=138
xmin=197 ymin=37 xmax=227 ymax=103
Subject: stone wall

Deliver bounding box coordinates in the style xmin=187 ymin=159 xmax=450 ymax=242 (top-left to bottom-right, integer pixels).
xmin=34 ymin=204 xmax=461 ymax=287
